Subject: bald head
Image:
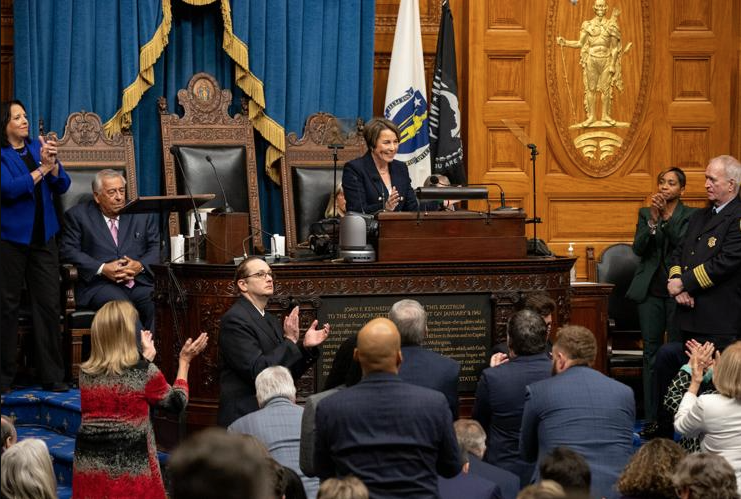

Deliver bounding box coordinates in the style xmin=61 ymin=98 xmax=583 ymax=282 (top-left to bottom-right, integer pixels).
xmin=354 ymin=318 xmax=402 ymax=375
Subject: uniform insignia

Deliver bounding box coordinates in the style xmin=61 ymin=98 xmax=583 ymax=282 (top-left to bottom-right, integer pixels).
xmin=708 ymin=237 xmax=716 ymax=248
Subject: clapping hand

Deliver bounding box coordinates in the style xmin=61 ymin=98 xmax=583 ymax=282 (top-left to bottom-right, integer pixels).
xmin=141 ymin=330 xmax=156 ymax=361
xmin=687 ymin=341 xmax=715 ymax=393
xmin=283 ymin=306 xmax=300 ymax=343
xmin=303 ymin=320 xmax=330 ymax=348
xmin=179 ymin=332 xmax=208 ymax=363
xmin=489 ymin=352 xmax=509 ymax=368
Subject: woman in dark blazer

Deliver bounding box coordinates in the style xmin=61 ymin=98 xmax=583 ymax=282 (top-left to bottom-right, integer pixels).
xmin=342 ymin=117 xmax=418 ymax=214
xmin=0 ymin=100 xmax=71 ymax=393
xmin=626 ymin=167 xmax=694 ymax=434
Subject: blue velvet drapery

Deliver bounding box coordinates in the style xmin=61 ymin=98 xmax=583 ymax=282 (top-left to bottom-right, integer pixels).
xmin=13 ymin=0 xmax=375 ymax=237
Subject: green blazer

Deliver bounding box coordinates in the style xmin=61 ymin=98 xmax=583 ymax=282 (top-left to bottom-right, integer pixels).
xmin=626 ymin=201 xmax=695 ymax=303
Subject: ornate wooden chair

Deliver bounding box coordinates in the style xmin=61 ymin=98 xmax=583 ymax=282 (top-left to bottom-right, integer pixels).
xmin=158 ymin=72 xmax=264 ymax=253
xmin=279 ymin=112 xmax=366 ymax=256
xmin=586 ymin=244 xmax=643 ymax=379
xmin=56 ymin=111 xmax=138 ymax=382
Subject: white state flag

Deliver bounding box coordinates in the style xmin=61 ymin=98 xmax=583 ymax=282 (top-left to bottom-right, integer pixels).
xmin=384 ymin=0 xmax=431 ymax=188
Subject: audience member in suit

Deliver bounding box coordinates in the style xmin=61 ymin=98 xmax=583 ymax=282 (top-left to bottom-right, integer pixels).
xmin=674 ymin=341 xmax=741 ymax=495
xmin=59 ymin=169 xmax=159 ymax=330
xmin=390 ymin=299 xmax=460 ymax=418
xmin=473 ymin=309 xmax=552 ymax=486
xmin=453 ymin=419 xmax=519 ymax=499
xmin=626 ymin=167 xmax=694 ymax=437
xmin=656 ymin=155 xmax=741 ymax=438
xmin=438 ymin=447 xmax=502 ymax=499
xmin=615 ymin=438 xmax=685 ymax=499
xmin=168 ymin=428 xmax=272 ymax=499
xmin=520 ymin=325 xmax=635 ymax=499
xmin=217 ymin=257 xmax=329 ymax=427
xmin=314 ymin=318 xmax=461 ymax=499
xmin=1 ymin=100 xmax=71 ymax=393
xmin=342 ymin=117 xmax=418 ymax=214
xmin=671 ymin=453 xmax=739 ymax=499
xmin=228 ymin=366 xmax=319 ymax=498
xmin=490 ymin=292 xmax=556 ymax=357
xmin=538 ymin=447 xmax=591 ymax=498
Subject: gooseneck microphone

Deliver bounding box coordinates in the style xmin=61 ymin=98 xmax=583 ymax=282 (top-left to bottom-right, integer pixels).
xmin=169 ymin=146 xmax=205 ymax=237
xmin=204 ymin=155 xmax=234 ymax=213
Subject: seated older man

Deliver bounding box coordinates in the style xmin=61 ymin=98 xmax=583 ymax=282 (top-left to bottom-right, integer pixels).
xmin=228 ymin=366 xmax=319 ymax=498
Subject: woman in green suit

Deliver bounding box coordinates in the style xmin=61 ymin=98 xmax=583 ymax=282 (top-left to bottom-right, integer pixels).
xmin=626 ymin=167 xmax=695 ymax=435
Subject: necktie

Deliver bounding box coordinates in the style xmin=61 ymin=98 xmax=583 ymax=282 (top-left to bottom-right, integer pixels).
xmin=109 ymin=218 xmax=118 ymax=245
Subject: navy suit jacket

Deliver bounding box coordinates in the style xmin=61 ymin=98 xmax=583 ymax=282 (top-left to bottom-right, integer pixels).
xmin=472 ymin=352 xmax=552 ymax=486
xmin=315 ymin=372 xmax=461 ymax=499
xmin=217 ymin=296 xmax=319 ymax=427
xmin=399 ymin=345 xmax=460 ymax=418
xmin=468 ymin=454 xmax=521 ymax=499
xmin=59 ymin=200 xmax=159 ymax=307
xmin=342 ymin=151 xmax=418 ymax=213
xmin=438 ymin=470 xmax=502 ymax=499
xmin=520 ymin=366 xmax=635 ymax=499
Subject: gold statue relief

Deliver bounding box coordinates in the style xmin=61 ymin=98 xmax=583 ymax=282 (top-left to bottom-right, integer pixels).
xmin=556 ymin=0 xmax=634 ymax=160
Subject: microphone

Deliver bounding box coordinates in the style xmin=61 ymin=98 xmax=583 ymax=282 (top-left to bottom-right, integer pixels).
xmin=327 ymin=144 xmax=345 ymax=150
xmin=469 ymin=182 xmax=518 ymax=211
xmin=204 ymin=154 xmax=234 ymax=213
xmin=237 ymin=225 xmax=284 ymax=264
xmin=169 ymin=146 xmax=205 ymax=238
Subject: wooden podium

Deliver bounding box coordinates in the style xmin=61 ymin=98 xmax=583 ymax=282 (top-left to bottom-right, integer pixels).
xmin=376 ymin=210 xmax=527 ymax=261
xmin=206 ymin=212 xmax=250 ymax=264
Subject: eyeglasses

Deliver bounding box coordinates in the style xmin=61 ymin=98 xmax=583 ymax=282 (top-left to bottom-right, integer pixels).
xmin=244 ymin=271 xmax=274 ymax=280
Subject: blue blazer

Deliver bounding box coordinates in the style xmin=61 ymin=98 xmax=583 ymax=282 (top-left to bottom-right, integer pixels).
xmin=315 ymin=372 xmax=461 ymax=499
xmin=399 ymin=345 xmax=460 ymax=419
xmin=468 ymin=455 xmax=520 ymax=499
xmin=58 ymin=200 xmax=160 ymax=306
xmin=342 ymin=151 xmax=418 ymax=213
xmin=438 ymin=470 xmax=502 ymax=499
xmin=520 ymin=366 xmax=635 ymax=499
xmin=472 ymin=352 xmax=552 ymax=487
xmin=1 ymin=139 xmax=71 ymax=244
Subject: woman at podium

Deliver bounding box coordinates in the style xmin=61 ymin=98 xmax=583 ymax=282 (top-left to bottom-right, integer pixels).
xmin=342 ymin=117 xmax=418 ymax=214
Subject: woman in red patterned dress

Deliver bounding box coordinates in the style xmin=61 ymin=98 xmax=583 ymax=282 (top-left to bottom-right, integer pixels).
xmin=72 ymin=301 xmax=207 ymax=498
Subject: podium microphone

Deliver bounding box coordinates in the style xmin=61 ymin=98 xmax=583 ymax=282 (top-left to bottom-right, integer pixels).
xmin=470 ymin=182 xmax=517 ymax=211
xmin=204 ymin=155 xmax=234 ymax=213
xmin=169 ymin=146 xmax=205 ymax=236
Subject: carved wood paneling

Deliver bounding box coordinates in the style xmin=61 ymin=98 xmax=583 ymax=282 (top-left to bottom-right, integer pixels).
xmin=673 ymin=0 xmax=713 ymax=32
xmin=487 ymin=54 xmax=528 ymax=101
xmin=549 ymin=199 xmax=644 ymax=241
xmin=673 ymin=56 xmax=711 ymax=101
xmin=487 ymin=127 xmax=527 ymax=172
xmin=487 ymin=0 xmax=527 ymax=30
xmin=672 ymin=127 xmax=710 ymax=170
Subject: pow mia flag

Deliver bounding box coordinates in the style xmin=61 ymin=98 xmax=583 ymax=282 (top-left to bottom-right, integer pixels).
xmin=429 ymin=0 xmax=466 ymax=186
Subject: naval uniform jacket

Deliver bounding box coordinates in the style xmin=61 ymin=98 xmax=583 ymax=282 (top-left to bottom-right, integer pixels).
xmin=669 ymin=196 xmax=741 ymax=341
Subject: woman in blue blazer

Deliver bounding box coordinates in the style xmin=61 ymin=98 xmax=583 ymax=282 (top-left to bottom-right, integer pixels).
xmin=626 ymin=167 xmax=694 ymax=434
xmin=1 ymin=100 xmax=71 ymax=393
xmin=342 ymin=118 xmax=418 ymax=214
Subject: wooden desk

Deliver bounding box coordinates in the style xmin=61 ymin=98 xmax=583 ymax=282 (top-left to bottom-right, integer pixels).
xmin=152 ymin=257 xmax=579 ymax=444
xmin=568 ymin=281 xmax=614 ymax=374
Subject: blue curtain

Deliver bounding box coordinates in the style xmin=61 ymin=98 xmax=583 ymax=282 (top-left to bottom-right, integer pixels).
xmin=13 ymin=0 xmax=375 ymax=239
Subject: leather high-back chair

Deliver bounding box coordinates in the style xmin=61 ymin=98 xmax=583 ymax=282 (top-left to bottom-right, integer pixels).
xmin=279 ymin=112 xmax=366 ymax=255
xmin=55 ymin=110 xmax=138 ymax=382
xmin=158 ymin=72 xmax=264 ymax=252
xmin=587 ymin=243 xmax=642 ymax=377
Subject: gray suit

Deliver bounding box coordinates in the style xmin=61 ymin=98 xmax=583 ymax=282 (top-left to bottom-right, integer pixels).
xmin=520 ymin=365 xmax=635 ymax=499
xmin=300 ymin=387 xmax=342 ymax=478
xmin=228 ymin=396 xmax=320 ymax=498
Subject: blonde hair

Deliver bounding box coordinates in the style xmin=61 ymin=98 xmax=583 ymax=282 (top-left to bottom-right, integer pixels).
xmin=317 ymin=476 xmax=369 ymax=499
xmin=516 ymin=480 xmax=566 ymax=499
xmin=81 ymin=301 xmax=140 ymax=376
xmin=713 ymin=341 xmax=741 ymax=400
xmin=1 ymin=438 xmax=57 ymax=499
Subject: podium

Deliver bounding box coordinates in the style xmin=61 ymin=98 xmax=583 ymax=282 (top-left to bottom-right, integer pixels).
xmin=206 ymin=212 xmax=251 ymax=264
xmin=376 ymin=211 xmax=527 ymax=261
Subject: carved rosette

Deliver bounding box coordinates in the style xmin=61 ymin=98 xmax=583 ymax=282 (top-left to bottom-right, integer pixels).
xmin=546 ymin=0 xmax=652 ymax=177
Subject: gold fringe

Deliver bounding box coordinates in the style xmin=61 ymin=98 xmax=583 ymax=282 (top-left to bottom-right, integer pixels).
xmin=218 ymin=0 xmax=284 ymax=183
xmin=180 ymin=0 xmax=217 ymax=4
xmin=103 ymin=0 xmax=173 ymax=136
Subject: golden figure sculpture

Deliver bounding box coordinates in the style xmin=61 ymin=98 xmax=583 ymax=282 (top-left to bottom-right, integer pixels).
xmin=557 ymin=0 xmax=627 ymax=129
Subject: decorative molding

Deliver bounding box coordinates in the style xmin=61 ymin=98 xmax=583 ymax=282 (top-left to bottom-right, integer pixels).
xmin=375 ymin=0 xmax=443 ymax=34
